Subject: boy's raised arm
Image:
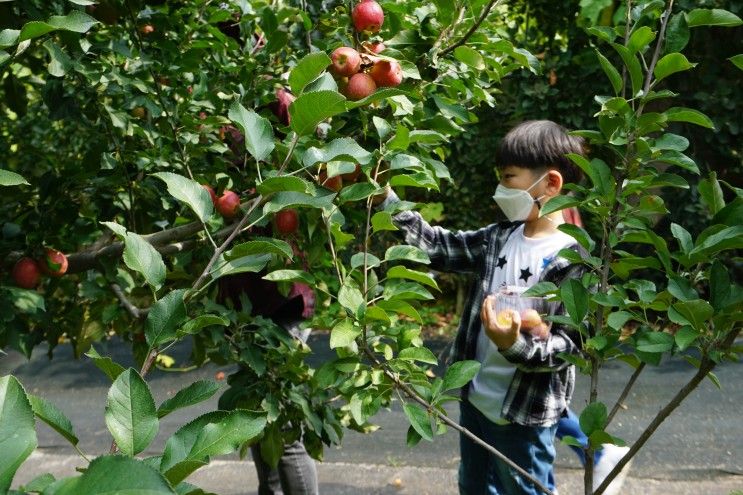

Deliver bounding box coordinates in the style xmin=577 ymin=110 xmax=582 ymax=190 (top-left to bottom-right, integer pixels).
xmin=378 ymin=188 xmax=493 ymax=274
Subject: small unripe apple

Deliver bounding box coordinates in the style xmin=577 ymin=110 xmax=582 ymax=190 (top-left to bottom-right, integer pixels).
xmin=352 ymin=0 xmax=384 ymax=33
xmin=274 ymin=208 xmax=299 ymax=234
xmin=520 ymin=309 xmax=543 ymax=330
xmin=330 ymin=47 xmax=362 ymax=77
xmin=369 ymin=59 xmax=403 ymax=87
xmin=13 ymin=257 xmax=41 ymax=289
xmin=131 ymin=107 xmax=146 ymax=119
xmin=216 ymin=190 xmax=241 ymax=218
xmin=344 ymin=73 xmax=377 ymax=100
xmin=40 ymin=249 xmax=68 ymax=277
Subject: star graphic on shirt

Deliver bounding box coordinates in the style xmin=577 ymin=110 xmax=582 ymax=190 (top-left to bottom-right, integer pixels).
xmin=519 ymin=267 xmax=533 ymax=282
xmin=541 ymin=255 xmax=555 ymax=270
xmin=496 ymin=256 xmax=507 ymax=269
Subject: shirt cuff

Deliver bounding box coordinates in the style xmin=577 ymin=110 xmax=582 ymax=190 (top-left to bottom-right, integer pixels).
xmin=499 ymin=333 xmax=528 ymax=359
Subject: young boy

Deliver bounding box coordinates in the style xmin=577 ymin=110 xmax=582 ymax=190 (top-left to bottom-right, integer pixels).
xmin=378 ymin=120 xmax=590 ymax=494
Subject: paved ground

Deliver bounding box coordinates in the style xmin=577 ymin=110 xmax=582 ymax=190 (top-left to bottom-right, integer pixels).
xmin=3 ymin=333 xmax=743 ymax=494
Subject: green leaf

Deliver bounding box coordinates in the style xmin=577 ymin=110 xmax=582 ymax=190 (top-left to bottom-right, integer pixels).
xmin=611 ymin=43 xmax=642 ymax=96
xmin=398 ymin=346 xmax=438 ymax=365
xmin=665 ymin=14 xmax=690 ymax=53
xmin=607 ymin=311 xmax=632 ymax=331
xmin=441 ymin=360 xmax=480 ymax=391
xmin=289 ymin=91 xmax=347 ymax=135
xmin=0 ymin=29 xmax=20 ymax=48
xmin=123 ymin=231 xmax=166 ymax=290
xmin=338 ymin=183 xmax=379 ymax=203
xmin=330 ymin=318 xmax=360 ymax=349
xmin=403 ymin=404 xmax=433 ymax=441
xmin=228 ymin=102 xmax=275 ymax=162
xmin=0 ymin=169 xmax=29 ymax=186
xmin=667 ymin=275 xmax=698 ymax=301
xmin=712 ymin=197 xmax=743 ymax=227
xmin=302 ymin=137 xmax=373 ymax=167
xmin=28 ymin=395 xmax=78 ymax=446
xmin=105 ymin=369 xmax=159 ymax=457
xmin=263 ymin=269 xmax=314 ymax=284
xmin=53 ymin=456 xmax=176 ymax=495
xmin=561 ymin=279 xmax=589 ymax=325
xmin=345 ymin=88 xmax=407 ymax=110
xmin=384 ymin=245 xmax=430 ymax=264
xmin=729 ymin=54 xmax=743 ymax=71
xmin=579 ymin=402 xmax=607 ymax=437
xmin=85 ymin=347 xmax=126 ymax=382
xmin=152 ymin=172 xmax=214 ymax=222
xmin=289 ymin=52 xmax=332 ymax=94
xmin=698 ymin=173 xmax=725 ymax=215
xmin=371 ymin=211 xmax=398 ymax=232
xmin=454 ymin=46 xmax=485 ymax=70
xmin=675 ymin=326 xmax=699 ymax=351
xmin=19 ymin=11 xmax=98 ymax=42
xmin=177 ymin=314 xmax=230 ymax=337
xmin=19 ymin=473 xmax=55 ymax=493
xmin=663 ymin=107 xmax=715 ymax=129
xmin=262 ymin=190 xmax=335 ymax=214
xmin=43 ymin=40 xmax=72 ymax=77
xmin=541 ymin=195 xmax=581 ymax=216
xmin=256 ymin=176 xmax=312 ymax=195
xmin=0 ymin=376 xmax=37 ymax=493
xmin=0 ymin=50 xmax=9 ymax=66
xmin=386 ymin=266 xmax=439 ymax=290
xmin=653 ymin=53 xmax=696 ymax=82
xmin=558 ymin=224 xmax=595 ymax=252
xmin=145 ymin=289 xmax=188 ymax=348
xmin=522 ymin=282 xmax=559 ymax=297
xmin=158 ymin=381 xmax=221 ymax=419
xmin=377 ymin=300 xmax=422 ymax=323
xmin=595 ymin=50 xmax=622 ymax=95
xmin=690 ymin=226 xmax=743 ymax=258
xmin=686 ymin=8 xmax=742 ymax=28
xmin=338 ymin=284 xmax=365 ymax=317
xmin=636 ymin=331 xmax=675 ymax=353
xmin=668 ymin=300 xmax=714 ymax=331
xmin=709 ymin=261 xmax=733 ymax=311
xmin=209 ymin=254 xmax=272 ymax=280
xmin=627 ymin=26 xmax=656 ymax=53
xmin=351 ymin=252 xmax=381 ymax=269
xmin=187 ymin=410 xmax=265 ymax=464
xmin=227 ymin=238 xmax=294 ymax=260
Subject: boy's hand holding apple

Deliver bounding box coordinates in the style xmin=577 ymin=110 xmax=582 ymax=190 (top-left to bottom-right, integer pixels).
xmin=481 ymin=296 xmax=521 ymax=350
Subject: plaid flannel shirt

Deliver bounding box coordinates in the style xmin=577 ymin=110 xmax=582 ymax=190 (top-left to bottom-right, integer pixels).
xmin=384 ymin=194 xmax=586 ymax=427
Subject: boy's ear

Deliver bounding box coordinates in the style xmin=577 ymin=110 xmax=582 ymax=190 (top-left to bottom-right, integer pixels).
xmin=545 ymin=169 xmax=563 ymax=196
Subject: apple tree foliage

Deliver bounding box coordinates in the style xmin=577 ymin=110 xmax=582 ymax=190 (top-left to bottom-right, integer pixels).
xmin=1 ymin=0 xmax=742 ymax=494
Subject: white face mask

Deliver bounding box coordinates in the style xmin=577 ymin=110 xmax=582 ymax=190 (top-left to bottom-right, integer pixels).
xmin=492 ymin=172 xmax=548 ymax=222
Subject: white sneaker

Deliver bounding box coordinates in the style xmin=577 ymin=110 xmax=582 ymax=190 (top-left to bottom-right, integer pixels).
xmin=592 ymin=444 xmax=631 ymax=495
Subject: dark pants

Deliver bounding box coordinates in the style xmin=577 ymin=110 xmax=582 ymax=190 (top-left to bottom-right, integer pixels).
xmin=251 ymin=440 xmax=318 ymax=495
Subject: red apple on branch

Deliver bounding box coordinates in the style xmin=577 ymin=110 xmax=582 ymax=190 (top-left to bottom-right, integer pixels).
xmin=40 ymin=249 xmax=68 ymax=277
xmin=344 ymin=73 xmax=377 ymax=100
xmin=370 ymin=59 xmax=403 ymax=87
xmin=202 ymin=184 xmax=218 ymax=206
xmin=274 ymin=209 xmax=299 ymax=234
xmin=352 ymin=0 xmax=384 ymax=33
xmin=330 ymin=47 xmax=362 ymax=77
xmin=341 ymin=163 xmax=362 ymax=183
xmin=13 ymin=258 xmax=41 ymax=289
xmin=319 ymin=169 xmax=343 ymax=191
xmin=269 ymin=87 xmax=296 ymax=126
xmin=362 ymin=41 xmax=386 ymax=54
xmin=216 ymin=190 xmax=241 ymax=218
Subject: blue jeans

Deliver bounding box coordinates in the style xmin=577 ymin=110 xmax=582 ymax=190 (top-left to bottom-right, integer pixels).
xmin=555 ymin=409 xmax=603 ymax=466
xmin=459 ymin=400 xmax=557 ymax=495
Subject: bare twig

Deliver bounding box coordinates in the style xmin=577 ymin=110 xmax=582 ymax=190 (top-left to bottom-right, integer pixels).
xmin=606 ymin=361 xmax=645 ymax=425
xmin=110 ymin=283 xmax=143 ymax=319
xmin=440 ymin=0 xmax=504 ymax=57
xmin=643 ymin=0 xmax=675 ymax=96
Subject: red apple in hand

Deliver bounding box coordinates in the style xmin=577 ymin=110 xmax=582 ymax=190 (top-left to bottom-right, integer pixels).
xmin=40 ymin=249 xmax=68 ymax=277
xmin=520 ymin=309 xmax=543 ymax=329
xmin=344 ymin=73 xmax=377 ymax=100
xmin=216 ymin=190 xmax=241 ymax=218
xmin=13 ymin=258 xmax=41 ymax=289
xmin=370 ymin=59 xmax=403 ymax=87
xmin=330 ymin=47 xmax=362 ymax=77
xmin=352 ymin=0 xmax=384 ymax=33
xmin=275 ymin=209 xmax=299 ymax=234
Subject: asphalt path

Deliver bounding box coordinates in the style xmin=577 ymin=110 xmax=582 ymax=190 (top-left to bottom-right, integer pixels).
xmin=3 ymin=333 xmax=742 ymax=493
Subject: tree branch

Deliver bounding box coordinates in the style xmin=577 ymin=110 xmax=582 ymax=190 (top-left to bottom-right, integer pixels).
xmin=439 ymin=0 xmax=504 ymax=57
xmin=606 ymin=361 xmax=645 ymax=425
xmin=110 ymin=283 xmax=144 ymax=319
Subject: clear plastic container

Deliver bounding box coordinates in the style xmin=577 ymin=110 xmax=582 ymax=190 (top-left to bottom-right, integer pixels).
xmin=491 ymin=286 xmax=555 ymax=338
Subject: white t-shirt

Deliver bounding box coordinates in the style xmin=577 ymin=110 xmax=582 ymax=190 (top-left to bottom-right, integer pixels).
xmin=468 ymin=224 xmax=575 ymax=423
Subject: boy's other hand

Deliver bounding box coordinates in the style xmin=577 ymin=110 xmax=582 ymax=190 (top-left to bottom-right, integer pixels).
xmin=481 ymin=296 xmax=520 ymax=350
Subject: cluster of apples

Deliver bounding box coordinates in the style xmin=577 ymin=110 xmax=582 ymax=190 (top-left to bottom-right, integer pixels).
xmin=12 ymin=248 xmax=69 ymax=289
xmin=329 ymin=0 xmax=403 ymax=101
xmin=496 ymin=308 xmax=550 ymax=339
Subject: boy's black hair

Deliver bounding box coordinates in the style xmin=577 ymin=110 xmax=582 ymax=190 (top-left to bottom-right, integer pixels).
xmin=496 ymin=120 xmax=586 ymax=185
